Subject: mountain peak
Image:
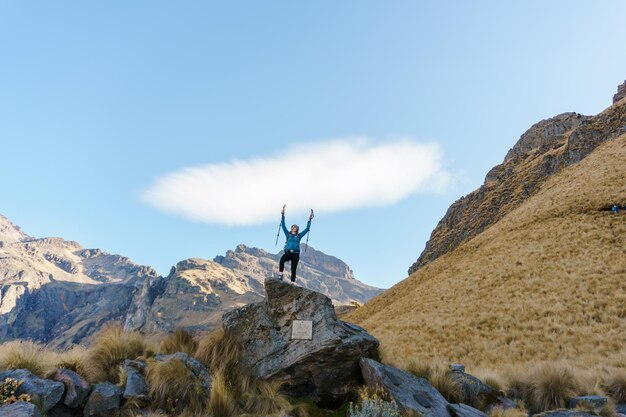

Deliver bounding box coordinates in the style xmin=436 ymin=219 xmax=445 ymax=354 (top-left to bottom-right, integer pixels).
xmin=0 ymin=214 xmax=30 ymax=244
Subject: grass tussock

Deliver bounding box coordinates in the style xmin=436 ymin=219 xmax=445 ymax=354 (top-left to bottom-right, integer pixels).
xmin=603 ymin=369 xmax=626 ymax=403
xmin=0 ymin=341 xmax=54 ymax=377
xmin=195 ymin=328 xmax=245 ymax=394
xmin=208 ymin=371 xmax=237 ymax=417
xmin=147 ymin=357 xmax=207 ymax=414
xmin=82 ymin=323 xmax=149 ymax=383
xmin=503 ymin=363 xmax=587 ymax=414
xmin=159 ymin=329 xmax=198 ymax=356
xmin=240 ymin=379 xmax=291 ymax=417
xmin=405 ymin=360 xmax=462 ymax=404
xmin=488 ymin=406 xmax=528 ymax=417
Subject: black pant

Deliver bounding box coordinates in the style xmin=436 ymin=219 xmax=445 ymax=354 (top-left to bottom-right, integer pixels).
xmin=279 ymin=251 xmax=300 ymax=282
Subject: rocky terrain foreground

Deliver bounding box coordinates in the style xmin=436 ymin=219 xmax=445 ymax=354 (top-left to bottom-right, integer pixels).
xmin=1 ymin=279 xmax=622 ymax=417
xmin=0 ymin=215 xmax=381 ymax=348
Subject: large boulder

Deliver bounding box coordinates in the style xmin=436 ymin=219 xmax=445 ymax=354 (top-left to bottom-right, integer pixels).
xmin=0 ymin=402 xmax=41 ymax=417
xmin=52 ymin=369 xmax=90 ymax=409
xmin=222 ymin=278 xmax=379 ymax=407
xmin=83 ymin=383 xmax=121 ymax=417
xmin=0 ymin=369 xmax=64 ymax=412
xmin=359 ymin=358 xmax=450 ymax=417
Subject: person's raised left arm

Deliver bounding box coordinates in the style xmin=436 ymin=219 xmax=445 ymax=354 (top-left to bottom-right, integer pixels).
xmin=298 ymin=209 xmax=314 ymax=238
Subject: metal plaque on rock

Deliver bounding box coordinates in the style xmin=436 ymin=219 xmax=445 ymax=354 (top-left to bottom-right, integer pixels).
xmin=291 ymin=320 xmax=313 ymax=340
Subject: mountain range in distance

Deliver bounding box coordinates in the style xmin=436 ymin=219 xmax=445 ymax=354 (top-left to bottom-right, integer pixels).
xmin=0 ymin=214 xmax=381 ymax=348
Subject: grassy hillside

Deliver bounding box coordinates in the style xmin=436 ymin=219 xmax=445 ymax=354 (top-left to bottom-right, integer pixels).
xmin=348 ymin=133 xmax=626 ymax=370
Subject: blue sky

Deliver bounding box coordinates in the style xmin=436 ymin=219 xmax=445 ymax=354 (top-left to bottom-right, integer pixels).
xmin=1 ymin=2 xmax=625 ymax=288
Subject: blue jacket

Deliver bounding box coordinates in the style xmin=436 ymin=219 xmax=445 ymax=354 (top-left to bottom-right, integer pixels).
xmin=281 ymin=215 xmax=311 ymax=253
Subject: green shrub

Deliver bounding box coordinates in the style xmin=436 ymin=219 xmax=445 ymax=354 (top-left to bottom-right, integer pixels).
xmin=0 ymin=377 xmax=31 ymax=405
xmin=349 ymin=390 xmax=400 ymax=417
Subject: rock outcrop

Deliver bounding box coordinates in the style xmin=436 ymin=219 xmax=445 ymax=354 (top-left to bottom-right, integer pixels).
xmin=359 ymin=358 xmax=450 ymax=417
xmin=222 ymin=278 xmax=379 ymax=407
xmin=614 ymin=80 xmax=626 ymax=104
xmin=409 ymin=90 xmax=626 ymax=274
xmin=52 ymin=368 xmax=90 ymax=409
xmin=83 ymin=383 xmax=122 ymax=417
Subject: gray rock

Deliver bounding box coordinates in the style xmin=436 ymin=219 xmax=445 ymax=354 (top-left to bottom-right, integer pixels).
xmin=568 ymin=396 xmax=608 ymax=412
xmin=617 ymin=404 xmax=626 ymax=414
xmin=0 ymin=369 xmax=64 ymax=411
xmin=122 ymin=360 xmax=149 ymax=403
xmin=0 ymin=402 xmax=41 ymax=417
xmin=154 ymin=352 xmax=212 ymax=391
xmin=449 ymin=364 xmax=465 ymax=372
xmin=448 ymin=369 xmax=498 ymax=407
xmin=536 ymin=412 xmax=596 ymax=417
xmin=83 ymin=382 xmax=121 ymax=417
xmin=359 ymin=358 xmax=450 ymax=417
xmin=222 ymin=278 xmax=379 ymax=407
xmin=448 ymin=404 xmax=488 ymax=417
xmin=48 ymin=403 xmax=80 ymax=417
xmin=53 ymin=368 xmax=90 ymax=409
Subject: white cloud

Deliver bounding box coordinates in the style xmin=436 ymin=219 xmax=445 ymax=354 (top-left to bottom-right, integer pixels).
xmin=141 ymin=138 xmax=451 ymax=226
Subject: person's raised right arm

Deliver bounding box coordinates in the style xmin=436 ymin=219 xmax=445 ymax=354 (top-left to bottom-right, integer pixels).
xmin=281 ymin=205 xmax=288 ymax=236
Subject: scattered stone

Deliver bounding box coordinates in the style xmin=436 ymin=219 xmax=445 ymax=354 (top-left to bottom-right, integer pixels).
xmin=53 ymin=368 xmax=90 ymax=409
xmin=449 ymin=364 xmax=465 ymax=372
xmin=0 ymin=401 xmax=41 ymax=417
xmin=616 ymin=404 xmax=626 ymax=414
xmin=568 ymin=396 xmax=608 ymax=412
xmin=448 ymin=404 xmax=488 ymax=417
xmin=447 ymin=368 xmax=499 ymax=406
xmin=154 ymin=352 xmax=211 ymax=391
xmin=122 ymin=360 xmax=149 ymax=404
xmin=83 ymin=382 xmax=121 ymax=417
xmin=223 ymin=278 xmax=379 ymax=407
xmin=0 ymin=369 xmax=64 ymax=412
xmin=359 ymin=358 xmax=450 ymax=417
xmin=536 ymin=411 xmax=596 ymax=417
xmin=48 ymin=403 xmax=80 ymax=417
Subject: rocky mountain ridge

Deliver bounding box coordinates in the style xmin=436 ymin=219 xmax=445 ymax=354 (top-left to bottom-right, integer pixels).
xmin=0 ymin=215 xmax=381 ymax=347
xmin=409 ymin=88 xmax=626 ymax=274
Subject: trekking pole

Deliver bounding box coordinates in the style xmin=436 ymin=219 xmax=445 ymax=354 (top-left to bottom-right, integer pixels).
xmin=304 ymin=209 xmax=314 ymax=252
xmin=275 ymin=205 xmax=285 ymax=246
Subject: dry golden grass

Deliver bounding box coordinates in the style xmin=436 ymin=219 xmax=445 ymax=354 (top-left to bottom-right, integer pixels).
xmin=208 ymin=371 xmax=237 ymax=417
xmin=146 ymin=357 xmax=207 ymax=414
xmin=0 ymin=341 xmax=56 ymax=377
xmin=240 ymin=379 xmax=291 ymax=417
xmin=603 ymin=369 xmax=626 ymax=403
xmin=159 ymin=329 xmax=198 ymax=356
xmin=348 ymin=134 xmax=626 ymax=371
xmin=82 ymin=323 xmax=149 ymax=383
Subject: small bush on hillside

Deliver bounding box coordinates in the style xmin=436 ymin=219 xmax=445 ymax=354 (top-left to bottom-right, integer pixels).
xmin=159 ymin=329 xmax=198 ymax=356
xmin=83 ymin=323 xmax=148 ymax=383
xmin=349 ymin=388 xmax=400 ymax=417
xmin=603 ymin=369 xmax=626 ymax=403
xmin=0 ymin=378 xmax=31 ymax=405
xmin=0 ymin=341 xmax=52 ymax=377
xmin=146 ymin=357 xmax=207 ymax=414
